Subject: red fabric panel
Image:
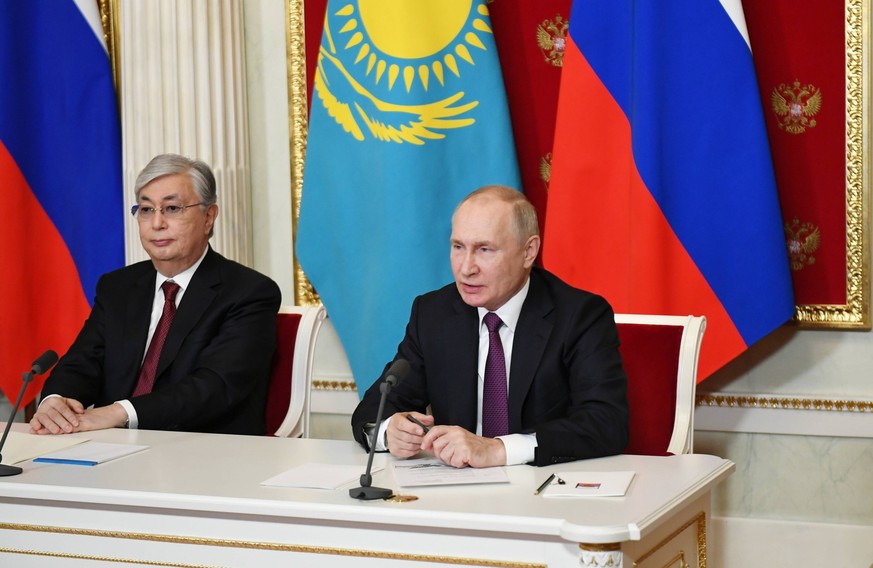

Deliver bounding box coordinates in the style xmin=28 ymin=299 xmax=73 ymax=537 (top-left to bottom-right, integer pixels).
xmin=742 ymin=1 xmax=846 ymax=304
xmin=304 ymin=0 xmax=329 ymax=109
xmin=265 ymin=313 xmax=302 ymax=436
xmin=490 ymin=0 xmax=572 ymax=234
xmin=617 ymin=323 xmax=683 ymax=456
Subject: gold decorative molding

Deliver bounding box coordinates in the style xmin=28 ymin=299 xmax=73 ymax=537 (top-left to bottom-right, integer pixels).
xmin=0 ymin=522 xmax=545 ymax=568
xmin=579 ymin=542 xmax=622 ymax=568
xmin=0 ymin=547 xmax=214 ymax=567
xmin=286 ymin=0 xmax=319 ymax=306
xmin=98 ymin=0 xmax=121 ymax=94
xmin=697 ymin=393 xmax=873 ymax=413
xmin=313 ymin=379 xmax=358 ymax=392
xmin=632 ymin=511 xmax=705 ymax=568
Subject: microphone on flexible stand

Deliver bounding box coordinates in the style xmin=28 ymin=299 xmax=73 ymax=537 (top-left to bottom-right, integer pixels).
xmin=0 ymin=350 xmax=59 ymax=476
xmin=349 ymin=358 xmax=410 ymax=500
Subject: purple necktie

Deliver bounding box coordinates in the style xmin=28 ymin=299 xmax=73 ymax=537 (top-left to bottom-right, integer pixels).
xmin=482 ymin=312 xmax=508 ymax=438
xmin=132 ymin=281 xmax=181 ymax=397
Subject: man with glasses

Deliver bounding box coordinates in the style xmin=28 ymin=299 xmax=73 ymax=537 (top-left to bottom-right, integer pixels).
xmin=31 ymin=154 xmax=281 ymax=435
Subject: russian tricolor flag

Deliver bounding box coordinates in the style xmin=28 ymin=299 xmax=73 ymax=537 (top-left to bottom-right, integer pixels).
xmin=0 ymin=1 xmax=123 ymax=404
xmin=543 ymin=0 xmax=795 ymax=380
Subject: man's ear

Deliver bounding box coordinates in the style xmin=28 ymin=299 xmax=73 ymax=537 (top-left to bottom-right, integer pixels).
xmin=523 ymin=235 xmax=541 ymax=267
xmin=205 ymin=204 xmax=219 ymax=233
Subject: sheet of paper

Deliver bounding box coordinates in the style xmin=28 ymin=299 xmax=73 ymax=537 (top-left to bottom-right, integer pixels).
xmin=392 ymin=458 xmax=509 ymax=487
xmin=541 ymin=471 xmax=635 ymax=498
xmin=32 ymin=442 xmax=148 ymax=466
xmin=1 ymin=431 xmax=90 ymax=465
xmin=261 ymin=463 xmax=381 ymax=490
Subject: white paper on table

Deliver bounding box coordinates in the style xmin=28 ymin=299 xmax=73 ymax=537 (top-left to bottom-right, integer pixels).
xmin=1 ymin=431 xmax=90 ymax=465
xmin=32 ymin=442 xmax=149 ymax=466
xmin=261 ymin=463 xmax=381 ymax=489
xmin=392 ymin=458 xmax=509 ymax=487
xmin=541 ymin=471 xmax=636 ymax=498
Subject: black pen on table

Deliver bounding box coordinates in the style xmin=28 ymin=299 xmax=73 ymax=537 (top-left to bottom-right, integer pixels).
xmin=534 ymin=473 xmax=556 ymax=495
xmin=406 ymin=414 xmax=430 ymax=434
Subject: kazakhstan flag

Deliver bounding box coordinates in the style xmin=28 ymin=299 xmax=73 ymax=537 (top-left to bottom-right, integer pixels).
xmin=297 ymin=0 xmax=520 ymax=392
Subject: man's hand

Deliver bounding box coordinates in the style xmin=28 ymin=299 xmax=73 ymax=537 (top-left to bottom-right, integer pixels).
xmin=30 ymin=400 xmax=128 ymax=434
xmin=75 ymin=403 xmax=129 ymax=432
xmin=29 ymin=397 xmax=85 ymax=434
xmin=421 ymin=426 xmax=507 ymax=468
xmin=385 ymin=412 xmax=434 ymax=458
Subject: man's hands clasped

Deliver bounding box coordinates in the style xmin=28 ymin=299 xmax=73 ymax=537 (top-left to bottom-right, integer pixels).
xmin=386 ymin=412 xmax=506 ymax=468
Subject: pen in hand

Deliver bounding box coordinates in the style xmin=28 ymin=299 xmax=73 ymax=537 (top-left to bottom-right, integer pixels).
xmin=534 ymin=473 xmax=556 ymax=495
xmin=406 ymin=414 xmax=430 ymax=434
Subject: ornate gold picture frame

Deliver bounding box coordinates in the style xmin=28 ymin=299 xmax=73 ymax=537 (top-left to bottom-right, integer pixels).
xmin=788 ymin=0 xmax=870 ymax=329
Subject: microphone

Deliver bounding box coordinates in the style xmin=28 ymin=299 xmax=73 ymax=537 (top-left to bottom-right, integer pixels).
xmin=349 ymin=358 xmax=410 ymax=500
xmin=0 ymin=350 xmax=59 ymax=476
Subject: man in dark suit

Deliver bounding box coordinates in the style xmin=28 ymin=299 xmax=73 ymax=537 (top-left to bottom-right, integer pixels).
xmin=352 ymin=185 xmax=628 ymax=467
xmin=30 ymin=154 xmax=280 ymax=435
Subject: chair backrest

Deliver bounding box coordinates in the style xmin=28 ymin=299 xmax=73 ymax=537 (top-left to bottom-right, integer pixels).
xmin=265 ymin=305 xmax=326 ymax=437
xmin=614 ymin=314 xmax=706 ymax=455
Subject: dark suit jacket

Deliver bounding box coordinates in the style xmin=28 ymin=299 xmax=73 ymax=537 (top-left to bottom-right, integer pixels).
xmin=42 ymin=248 xmax=281 ymax=435
xmin=352 ymin=267 xmax=629 ymax=466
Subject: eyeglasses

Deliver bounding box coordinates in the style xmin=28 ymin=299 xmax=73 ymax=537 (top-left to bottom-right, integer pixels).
xmin=131 ymin=202 xmax=204 ymax=221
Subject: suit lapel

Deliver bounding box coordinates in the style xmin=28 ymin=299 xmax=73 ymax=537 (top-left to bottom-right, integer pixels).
xmin=507 ymin=272 xmax=554 ymax=433
xmin=119 ymin=264 xmax=158 ymax=396
xmin=155 ymin=249 xmax=220 ymax=379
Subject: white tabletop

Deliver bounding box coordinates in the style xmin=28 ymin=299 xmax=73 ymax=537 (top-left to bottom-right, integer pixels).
xmin=0 ymin=424 xmax=733 ymax=544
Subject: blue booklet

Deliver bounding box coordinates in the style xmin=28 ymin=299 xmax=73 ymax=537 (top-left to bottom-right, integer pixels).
xmin=33 ymin=442 xmax=148 ymax=466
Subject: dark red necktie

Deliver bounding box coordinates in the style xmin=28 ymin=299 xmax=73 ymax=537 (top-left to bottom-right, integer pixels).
xmin=482 ymin=312 xmax=508 ymax=438
xmin=132 ymin=281 xmax=181 ymax=397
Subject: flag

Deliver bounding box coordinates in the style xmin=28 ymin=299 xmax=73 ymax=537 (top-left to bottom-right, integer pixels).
xmin=489 ymin=0 xmax=572 ymax=223
xmin=542 ymin=0 xmax=794 ymax=380
xmin=297 ymin=0 xmax=520 ymax=391
xmin=0 ymin=0 xmax=124 ymax=405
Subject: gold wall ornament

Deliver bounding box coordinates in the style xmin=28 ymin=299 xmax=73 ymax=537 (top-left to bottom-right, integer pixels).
xmin=313 ymin=379 xmax=358 ymax=391
xmin=696 ymin=393 xmax=873 ymax=413
xmin=536 ymin=15 xmax=569 ymax=68
xmin=784 ymin=217 xmax=821 ymax=271
xmin=287 ymin=0 xmax=320 ymax=307
xmin=539 ymin=152 xmax=552 ymax=187
xmin=771 ymin=80 xmax=822 ymax=134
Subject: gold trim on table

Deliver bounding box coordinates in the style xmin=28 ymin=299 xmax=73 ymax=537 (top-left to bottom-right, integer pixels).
xmin=0 ymin=522 xmax=546 ymax=568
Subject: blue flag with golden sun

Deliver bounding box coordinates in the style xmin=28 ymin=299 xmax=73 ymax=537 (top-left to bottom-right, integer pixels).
xmin=297 ymin=0 xmax=520 ymax=392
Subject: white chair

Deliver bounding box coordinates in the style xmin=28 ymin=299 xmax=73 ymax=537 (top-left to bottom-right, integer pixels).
xmin=613 ymin=314 xmax=706 ymax=455
xmin=266 ymin=305 xmax=326 ymax=437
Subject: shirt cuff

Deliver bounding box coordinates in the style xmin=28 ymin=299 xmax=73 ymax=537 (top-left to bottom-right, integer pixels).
xmin=375 ymin=419 xmax=390 ymax=451
xmin=115 ymin=399 xmax=138 ymax=429
xmin=498 ymin=432 xmax=537 ymax=465
xmin=361 ymin=419 xmax=390 ymax=452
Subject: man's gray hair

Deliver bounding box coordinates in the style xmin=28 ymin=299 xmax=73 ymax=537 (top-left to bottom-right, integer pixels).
xmin=134 ymin=153 xmax=217 ymax=207
xmin=456 ymin=185 xmax=540 ymax=244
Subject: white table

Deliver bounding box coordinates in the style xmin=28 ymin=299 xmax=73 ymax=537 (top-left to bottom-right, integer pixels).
xmin=0 ymin=425 xmax=733 ymax=567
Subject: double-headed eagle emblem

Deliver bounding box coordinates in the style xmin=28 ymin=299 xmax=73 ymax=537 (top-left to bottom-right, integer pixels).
xmin=771 ymin=80 xmax=822 ymax=135
xmin=784 ymin=217 xmax=820 ymax=271
xmin=536 ymin=15 xmax=568 ymax=68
